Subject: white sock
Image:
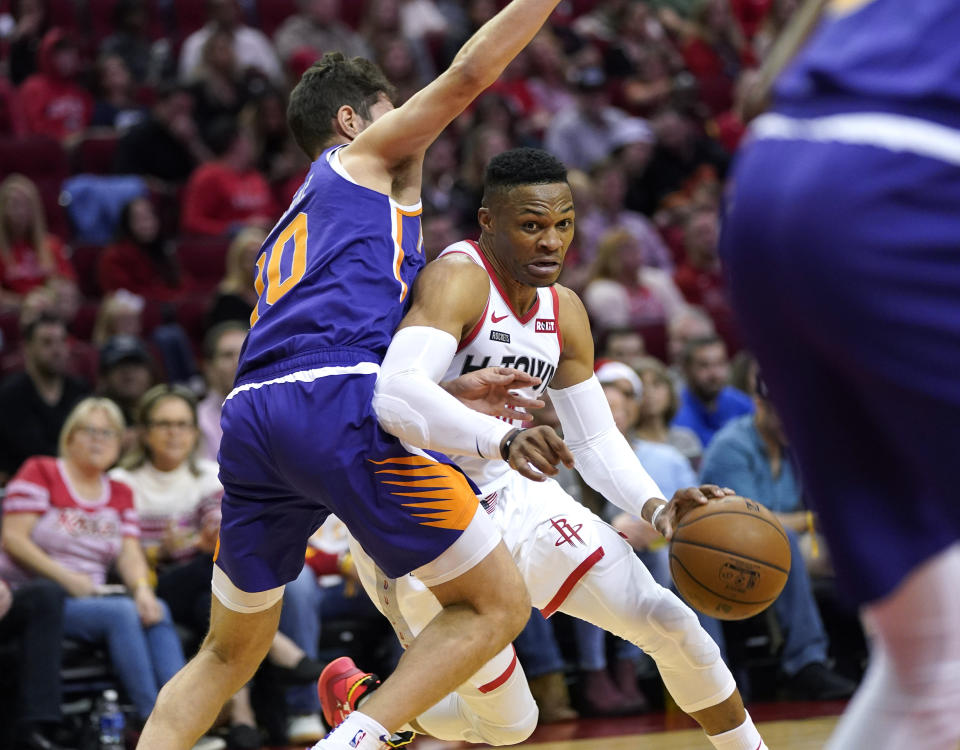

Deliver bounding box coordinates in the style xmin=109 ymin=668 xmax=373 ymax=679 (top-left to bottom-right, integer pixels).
xmin=311 ymin=711 xmax=389 ymax=750
xmin=707 ymin=711 xmax=768 ymax=750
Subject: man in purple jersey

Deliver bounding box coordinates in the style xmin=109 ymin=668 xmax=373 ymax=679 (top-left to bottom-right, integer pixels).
xmin=138 ymin=3 xmax=573 ymax=750
xmin=722 ymin=1 xmax=960 ymax=747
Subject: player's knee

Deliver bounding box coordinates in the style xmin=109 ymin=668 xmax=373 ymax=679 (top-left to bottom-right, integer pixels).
xmin=644 ymin=589 xmax=720 ymax=670
xmin=470 ymin=701 xmax=538 ymax=745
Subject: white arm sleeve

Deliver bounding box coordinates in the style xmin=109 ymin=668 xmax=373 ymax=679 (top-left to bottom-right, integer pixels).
xmin=548 ymin=375 xmax=664 ymax=518
xmin=373 ymin=326 xmax=514 ymax=460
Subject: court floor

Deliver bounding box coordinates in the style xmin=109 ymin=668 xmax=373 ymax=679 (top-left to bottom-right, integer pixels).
xmin=410 ymin=702 xmax=845 ymax=750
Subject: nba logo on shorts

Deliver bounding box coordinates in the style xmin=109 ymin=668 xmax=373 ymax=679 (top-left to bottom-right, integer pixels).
xmin=350 ymin=729 xmax=366 ymax=747
xmin=535 ymin=318 xmax=557 ymax=333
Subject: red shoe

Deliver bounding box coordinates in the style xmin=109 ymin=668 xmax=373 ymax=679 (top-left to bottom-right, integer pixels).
xmin=316 ymin=656 xmax=381 ymax=728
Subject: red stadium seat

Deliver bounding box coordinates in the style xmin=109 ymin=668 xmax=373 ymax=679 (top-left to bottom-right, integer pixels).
xmin=176 ymin=236 xmax=230 ymax=286
xmin=71 ymin=132 xmax=119 ymax=175
xmin=256 ymin=0 xmax=297 ymax=37
xmin=69 ymin=244 xmax=103 ymax=299
xmin=171 ymin=0 xmax=208 ymax=39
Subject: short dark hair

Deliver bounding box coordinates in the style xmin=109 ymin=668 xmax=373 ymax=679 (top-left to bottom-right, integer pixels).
xmin=682 ymin=334 xmax=724 ymax=367
xmin=482 ymin=148 xmax=568 ymax=207
xmin=22 ymin=312 xmax=65 ymax=342
xmin=203 ymin=320 xmax=247 ymax=361
xmin=287 ymin=52 xmax=395 ymax=159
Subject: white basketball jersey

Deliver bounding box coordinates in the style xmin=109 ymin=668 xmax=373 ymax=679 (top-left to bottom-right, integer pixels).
xmin=440 ymin=240 xmax=563 ymax=492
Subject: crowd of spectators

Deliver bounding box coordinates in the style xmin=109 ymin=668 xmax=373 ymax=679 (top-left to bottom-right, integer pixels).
xmin=0 ymin=0 xmax=864 ymax=747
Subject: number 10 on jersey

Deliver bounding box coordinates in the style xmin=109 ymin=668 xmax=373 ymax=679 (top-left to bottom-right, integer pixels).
xmin=250 ymin=212 xmax=308 ymax=326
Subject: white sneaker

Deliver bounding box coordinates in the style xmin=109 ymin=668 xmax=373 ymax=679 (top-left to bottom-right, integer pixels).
xmin=191 ymin=737 xmax=227 ymax=750
xmin=287 ymin=713 xmax=326 ymax=744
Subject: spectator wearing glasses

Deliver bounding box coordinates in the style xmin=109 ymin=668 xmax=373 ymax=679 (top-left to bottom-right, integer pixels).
xmin=0 ymin=397 xmax=186 ymax=725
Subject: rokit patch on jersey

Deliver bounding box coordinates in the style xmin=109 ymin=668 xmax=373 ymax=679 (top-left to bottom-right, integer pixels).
xmin=535 ymin=319 xmax=557 ymax=333
xmin=490 ymin=330 xmax=511 ymax=343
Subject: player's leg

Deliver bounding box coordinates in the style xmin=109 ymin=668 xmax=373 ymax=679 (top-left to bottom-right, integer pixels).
xmin=826 ymin=544 xmax=960 ymax=750
xmin=138 ymin=596 xmax=282 ymax=748
xmin=347 ymin=532 xmax=539 ymax=745
xmin=555 ymin=522 xmax=764 ymax=747
xmin=348 ymin=535 xmax=531 ymax=736
xmin=138 ymin=382 xmax=326 ymax=749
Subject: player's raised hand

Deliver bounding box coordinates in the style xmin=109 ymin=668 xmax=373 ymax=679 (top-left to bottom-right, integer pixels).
xmin=442 ymin=367 xmax=545 ymax=421
xmin=503 ymin=425 xmax=574 ymax=482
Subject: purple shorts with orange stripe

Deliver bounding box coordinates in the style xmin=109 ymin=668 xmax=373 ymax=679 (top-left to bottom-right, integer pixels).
xmin=215 ymin=363 xmax=481 ymax=593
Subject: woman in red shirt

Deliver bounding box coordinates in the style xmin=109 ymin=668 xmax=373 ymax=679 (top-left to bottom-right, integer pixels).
xmin=0 ymin=174 xmax=75 ymax=308
xmin=0 ymin=397 xmax=186 ymax=724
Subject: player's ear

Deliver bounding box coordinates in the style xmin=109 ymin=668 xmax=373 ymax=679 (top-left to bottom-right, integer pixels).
xmin=478 ymin=206 xmax=493 ymax=233
xmin=334 ymin=105 xmax=363 ymax=140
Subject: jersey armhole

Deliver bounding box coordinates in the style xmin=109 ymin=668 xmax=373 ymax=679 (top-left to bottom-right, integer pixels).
xmin=550 ymin=286 xmax=563 ymax=351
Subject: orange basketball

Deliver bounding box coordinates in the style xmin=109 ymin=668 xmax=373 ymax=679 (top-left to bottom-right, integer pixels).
xmin=669 ymin=496 xmax=791 ymax=621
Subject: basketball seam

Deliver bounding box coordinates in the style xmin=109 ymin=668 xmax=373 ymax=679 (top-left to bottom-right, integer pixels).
xmin=669 ymin=555 xmax=781 ymax=607
xmin=675 ymin=509 xmax=790 ymax=543
xmin=670 ymin=539 xmax=790 ymax=574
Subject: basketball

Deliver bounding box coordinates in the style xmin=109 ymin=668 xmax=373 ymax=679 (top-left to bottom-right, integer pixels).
xmin=670 ymin=496 xmax=791 ymax=621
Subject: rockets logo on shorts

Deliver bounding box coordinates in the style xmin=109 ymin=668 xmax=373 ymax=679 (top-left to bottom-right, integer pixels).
xmin=535 ymin=318 xmax=557 ymax=333
xmin=550 ymin=517 xmax=584 ymax=547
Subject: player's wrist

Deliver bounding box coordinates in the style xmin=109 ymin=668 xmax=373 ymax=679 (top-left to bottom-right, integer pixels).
xmin=640 ymin=497 xmax=667 ymax=525
xmin=499 ymin=428 xmax=523 ymax=462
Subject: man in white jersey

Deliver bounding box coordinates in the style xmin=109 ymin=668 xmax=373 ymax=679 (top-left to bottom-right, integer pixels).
xmin=319 ymin=149 xmax=768 ymax=750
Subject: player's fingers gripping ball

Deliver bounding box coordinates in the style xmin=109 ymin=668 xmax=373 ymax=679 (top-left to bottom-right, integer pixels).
xmin=669 ymin=496 xmax=791 ymax=620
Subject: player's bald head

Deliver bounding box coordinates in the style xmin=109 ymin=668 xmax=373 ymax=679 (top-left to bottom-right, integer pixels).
xmin=481 ymin=148 xmax=569 ymax=209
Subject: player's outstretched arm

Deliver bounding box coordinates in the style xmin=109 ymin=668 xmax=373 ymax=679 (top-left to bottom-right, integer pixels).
xmin=547 ymin=286 xmax=669 ymax=517
xmin=374 ymin=257 xmax=571 ymax=480
xmin=347 ymin=0 xmax=562 ymax=171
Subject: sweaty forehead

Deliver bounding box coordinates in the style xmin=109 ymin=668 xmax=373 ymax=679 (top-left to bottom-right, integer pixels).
xmin=501 ymin=182 xmax=573 ymax=213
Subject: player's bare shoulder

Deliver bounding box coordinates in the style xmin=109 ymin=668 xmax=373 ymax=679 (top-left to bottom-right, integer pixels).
xmin=554 ymin=284 xmax=592 ymax=338
xmin=403 ymin=251 xmax=491 ymax=335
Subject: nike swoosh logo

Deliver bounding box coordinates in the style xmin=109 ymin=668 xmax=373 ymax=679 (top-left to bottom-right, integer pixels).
xmin=491 ymin=312 xmax=508 ymax=323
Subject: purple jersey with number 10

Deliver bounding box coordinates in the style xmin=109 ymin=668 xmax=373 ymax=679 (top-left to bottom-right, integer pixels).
xmin=237 ymin=144 xmax=425 ymax=383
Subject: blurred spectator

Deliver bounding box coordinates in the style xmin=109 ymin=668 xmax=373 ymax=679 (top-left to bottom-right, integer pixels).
xmin=0 ymin=313 xmax=89 ymax=483
xmin=579 ymin=157 xmax=673 ymax=269
xmin=420 ymin=132 xmax=458 ymax=216
xmin=671 ymin=334 xmax=752 ymax=448
xmin=699 ymin=399 xmax=857 ymax=701
xmin=0 ymin=281 xmax=97 ymax=385
xmin=0 ymin=76 xmax=27 ymax=136
xmin=604 ymin=3 xmax=679 ymax=115
xmin=597 ymin=327 xmax=646 ymax=373
xmin=421 ymin=212 xmax=459 ymax=263
xmin=6 ymin=0 xmax=49 ymax=85
xmin=91 ymin=290 xmax=145 ymax=347
xmin=19 ymin=29 xmax=92 ymax=141
xmin=96 ymin=334 xmax=156 ymax=445
xmin=513 ymin=609 xmax=579 ymax=723
xmin=181 ymin=119 xmax=276 ymax=236
xmin=583 ymin=228 xmax=686 ymax=335
xmin=633 ymin=356 xmax=703 ymax=468
xmin=114 ymin=83 xmax=212 ymax=183
xmin=524 ymin=31 xmax=577 ymax=132
xmin=544 ymin=64 xmax=632 ymax=171
xmin=275 ymin=0 xmax=370 ymax=69
xmin=188 ymin=28 xmax=258 ymax=139
xmin=673 ymin=208 xmax=724 ymax=309
xmin=100 ymin=0 xmax=173 ymax=84
xmin=0 ymin=174 xmax=75 ymax=309
xmin=206 ymin=226 xmax=264 ymax=327
xmin=197 ymin=321 xmax=246 ymax=461
xmin=665 ymin=304 xmax=715 ymax=384
xmin=179 ymin=0 xmax=283 ymax=86
xmin=449 ymin=124 xmax=511 ymax=231
xmin=0 ymin=577 xmax=67 ymax=750
xmin=91 ymin=53 xmax=147 ymax=131
xmin=640 ymin=109 xmax=728 ymax=214
xmin=0 ymin=398 xmax=187 ymax=724
xmin=665 ymin=0 xmax=751 ymax=116
xmin=98 ymin=197 xmax=190 ymax=301
xmin=372 ymin=35 xmax=427 ymax=105
xmin=240 ymin=89 xmax=307 ymax=184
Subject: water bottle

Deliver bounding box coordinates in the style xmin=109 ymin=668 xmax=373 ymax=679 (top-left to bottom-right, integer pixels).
xmin=96 ymin=689 xmax=125 ymax=750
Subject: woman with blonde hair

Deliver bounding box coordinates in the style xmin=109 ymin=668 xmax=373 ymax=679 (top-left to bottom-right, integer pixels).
xmin=206 ymin=226 xmax=265 ymax=328
xmin=0 ymin=397 xmax=186 ymax=725
xmin=0 ymin=174 xmax=75 ymax=308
